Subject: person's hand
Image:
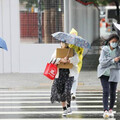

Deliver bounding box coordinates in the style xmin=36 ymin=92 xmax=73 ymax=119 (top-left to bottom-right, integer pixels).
xmin=64 ymin=57 xmax=70 ymax=63
xmin=114 ymin=57 xmax=120 ymax=62
xmin=60 ymin=58 xmax=67 ymax=63
xmin=64 ymin=56 xmax=68 ymax=60
xmin=67 ymin=59 xmax=70 ymax=63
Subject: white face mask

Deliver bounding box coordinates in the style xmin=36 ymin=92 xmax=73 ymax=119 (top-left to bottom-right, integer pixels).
xmin=110 ymin=42 xmax=118 ymax=48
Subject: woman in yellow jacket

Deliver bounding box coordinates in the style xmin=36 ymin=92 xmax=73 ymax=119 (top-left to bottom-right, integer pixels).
xmin=69 ymin=29 xmax=84 ymax=99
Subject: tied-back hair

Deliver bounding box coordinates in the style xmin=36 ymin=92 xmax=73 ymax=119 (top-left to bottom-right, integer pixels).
xmin=101 ymin=34 xmax=119 ymax=46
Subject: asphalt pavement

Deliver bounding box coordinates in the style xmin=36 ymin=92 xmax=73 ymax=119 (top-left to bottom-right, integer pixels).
xmin=0 ymin=71 xmax=120 ymax=91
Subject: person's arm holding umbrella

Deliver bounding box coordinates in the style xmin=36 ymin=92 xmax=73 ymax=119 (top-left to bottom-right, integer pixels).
xmin=50 ymin=28 xmax=90 ymax=115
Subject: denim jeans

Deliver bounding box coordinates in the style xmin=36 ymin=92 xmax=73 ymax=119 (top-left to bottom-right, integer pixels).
xmin=100 ymin=75 xmax=118 ymax=111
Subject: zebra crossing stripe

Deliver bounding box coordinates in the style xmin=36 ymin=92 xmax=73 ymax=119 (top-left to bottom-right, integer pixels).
xmin=0 ymin=90 xmax=117 ymax=93
xmin=0 ymin=96 xmax=117 ymax=99
xmin=0 ymin=100 xmax=116 ymax=103
xmin=0 ymin=94 xmax=104 ymax=96
xmin=0 ymin=91 xmax=104 ymax=93
xmin=0 ymin=111 xmax=116 ymax=114
xmin=0 ymin=96 xmax=104 ymax=99
xmin=0 ymin=118 xmax=116 ymax=120
xmin=0 ymin=105 xmax=116 ymax=109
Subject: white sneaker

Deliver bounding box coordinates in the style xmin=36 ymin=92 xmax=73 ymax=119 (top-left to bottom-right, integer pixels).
xmin=67 ymin=107 xmax=72 ymax=114
xmin=62 ymin=110 xmax=68 ymax=116
xmin=103 ymin=110 xmax=109 ymax=119
xmin=109 ymin=109 xmax=114 ymax=118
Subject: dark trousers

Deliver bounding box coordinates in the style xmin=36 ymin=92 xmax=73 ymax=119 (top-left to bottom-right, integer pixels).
xmin=100 ymin=75 xmax=118 ymax=111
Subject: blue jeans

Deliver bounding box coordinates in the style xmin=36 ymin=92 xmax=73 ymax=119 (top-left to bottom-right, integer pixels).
xmin=100 ymin=75 xmax=118 ymax=111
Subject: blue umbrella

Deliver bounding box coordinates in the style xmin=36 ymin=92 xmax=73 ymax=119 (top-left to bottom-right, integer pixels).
xmin=52 ymin=32 xmax=90 ymax=49
xmin=0 ymin=37 xmax=8 ymax=51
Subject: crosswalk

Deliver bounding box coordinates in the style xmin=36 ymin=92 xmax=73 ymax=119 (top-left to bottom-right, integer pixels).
xmin=0 ymin=90 xmax=118 ymax=120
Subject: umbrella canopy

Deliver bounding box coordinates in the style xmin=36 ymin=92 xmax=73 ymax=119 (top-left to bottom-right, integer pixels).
xmin=0 ymin=37 xmax=8 ymax=51
xmin=52 ymin=32 xmax=90 ymax=49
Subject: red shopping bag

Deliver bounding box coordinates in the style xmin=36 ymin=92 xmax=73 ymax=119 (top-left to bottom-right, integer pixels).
xmin=44 ymin=61 xmax=57 ymax=80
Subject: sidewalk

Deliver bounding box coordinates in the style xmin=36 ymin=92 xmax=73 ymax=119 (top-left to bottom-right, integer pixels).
xmin=0 ymin=71 xmax=120 ymax=91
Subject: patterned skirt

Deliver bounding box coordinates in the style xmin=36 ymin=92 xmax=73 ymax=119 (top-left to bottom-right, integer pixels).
xmin=50 ymin=69 xmax=74 ymax=103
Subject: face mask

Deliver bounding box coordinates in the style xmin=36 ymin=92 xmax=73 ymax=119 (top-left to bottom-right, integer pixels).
xmin=110 ymin=42 xmax=118 ymax=48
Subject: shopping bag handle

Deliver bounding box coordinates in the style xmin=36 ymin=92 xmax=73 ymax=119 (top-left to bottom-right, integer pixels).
xmin=50 ymin=58 xmax=57 ymax=64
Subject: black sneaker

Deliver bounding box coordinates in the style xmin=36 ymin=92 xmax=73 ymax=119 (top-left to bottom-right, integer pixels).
xmin=72 ymin=95 xmax=76 ymax=100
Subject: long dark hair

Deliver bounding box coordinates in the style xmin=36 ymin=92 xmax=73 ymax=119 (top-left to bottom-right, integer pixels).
xmin=101 ymin=34 xmax=119 ymax=46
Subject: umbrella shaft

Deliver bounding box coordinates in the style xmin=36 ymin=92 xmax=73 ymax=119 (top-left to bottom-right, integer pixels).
xmin=66 ymin=48 xmax=71 ymax=58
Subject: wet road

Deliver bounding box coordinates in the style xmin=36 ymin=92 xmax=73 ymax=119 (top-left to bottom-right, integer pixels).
xmin=0 ymin=90 xmax=119 ymax=120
